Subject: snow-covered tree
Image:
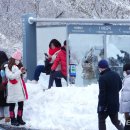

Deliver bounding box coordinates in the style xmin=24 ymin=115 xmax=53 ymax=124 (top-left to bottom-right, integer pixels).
xmin=0 ymin=0 xmax=130 ymax=54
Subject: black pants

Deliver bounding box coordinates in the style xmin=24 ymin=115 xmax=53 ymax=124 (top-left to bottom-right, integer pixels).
xmin=10 ymin=102 xmax=24 ymax=111
xmin=98 ymin=112 xmax=124 ymax=130
xmin=48 ymin=71 xmax=67 ymax=89
xmin=125 ymin=116 xmax=130 ymax=130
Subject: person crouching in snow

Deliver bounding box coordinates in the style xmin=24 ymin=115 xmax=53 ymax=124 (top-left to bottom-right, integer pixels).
xmin=48 ymin=41 xmax=67 ymax=88
xmin=5 ymin=50 xmax=28 ymax=126
xmin=0 ymin=51 xmax=10 ymax=123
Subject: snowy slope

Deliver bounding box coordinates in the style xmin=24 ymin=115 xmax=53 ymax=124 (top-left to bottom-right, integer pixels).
xmin=109 ymin=0 xmax=130 ymax=10
xmin=0 ymin=33 xmax=22 ymax=56
xmin=1 ymin=0 xmax=130 ymax=54
xmin=22 ymin=73 xmax=125 ymax=130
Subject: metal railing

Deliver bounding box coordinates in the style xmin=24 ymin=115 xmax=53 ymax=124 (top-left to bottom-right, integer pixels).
xmin=28 ymin=17 xmax=130 ymax=24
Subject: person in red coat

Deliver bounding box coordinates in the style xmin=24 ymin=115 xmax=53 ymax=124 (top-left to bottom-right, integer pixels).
xmin=48 ymin=41 xmax=67 ymax=88
xmin=33 ymin=39 xmax=62 ymax=87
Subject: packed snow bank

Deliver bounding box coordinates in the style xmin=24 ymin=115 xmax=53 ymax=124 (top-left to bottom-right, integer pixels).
xmin=107 ymin=44 xmax=124 ymax=59
xmin=24 ymin=74 xmax=125 ymax=130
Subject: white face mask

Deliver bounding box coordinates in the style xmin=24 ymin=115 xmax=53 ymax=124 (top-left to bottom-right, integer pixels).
xmin=99 ymin=68 xmax=104 ymax=73
xmin=123 ymin=71 xmax=127 ymax=77
xmin=15 ymin=60 xmax=20 ymax=65
xmin=99 ymin=69 xmax=102 ymax=73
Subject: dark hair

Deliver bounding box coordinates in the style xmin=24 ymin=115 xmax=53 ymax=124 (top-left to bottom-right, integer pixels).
xmin=49 ymin=39 xmax=61 ymax=48
xmin=126 ymin=70 xmax=130 ymax=75
xmin=123 ymin=63 xmax=130 ymax=72
xmin=8 ymin=58 xmax=23 ymax=71
xmin=64 ymin=40 xmax=66 ymax=46
xmin=0 ymin=51 xmax=8 ymax=67
xmin=8 ymin=58 xmax=15 ymax=71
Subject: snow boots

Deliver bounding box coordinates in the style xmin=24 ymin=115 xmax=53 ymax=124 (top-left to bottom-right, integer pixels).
xmin=10 ymin=111 xmax=19 ymax=126
xmin=10 ymin=110 xmax=26 ymax=126
xmin=17 ymin=110 xmax=26 ymax=125
xmin=11 ymin=118 xmax=19 ymax=126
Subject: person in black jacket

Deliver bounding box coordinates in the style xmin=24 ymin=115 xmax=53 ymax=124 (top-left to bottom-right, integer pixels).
xmin=97 ymin=59 xmax=124 ymax=130
xmin=0 ymin=51 xmax=10 ymax=123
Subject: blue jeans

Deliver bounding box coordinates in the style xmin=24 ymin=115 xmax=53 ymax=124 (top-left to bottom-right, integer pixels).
xmin=0 ymin=107 xmax=9 ymax=117
xmin=34 ymin=65 xmax=62 ymax=87
xmin=34 ymin=65 xmax=45 ymax=81
xmin=48 ymin=71 xmax=67 ymax=89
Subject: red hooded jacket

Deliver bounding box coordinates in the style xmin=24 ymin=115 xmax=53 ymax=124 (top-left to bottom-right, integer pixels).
xmin=51 ymin=47 xmax=67 ymax=76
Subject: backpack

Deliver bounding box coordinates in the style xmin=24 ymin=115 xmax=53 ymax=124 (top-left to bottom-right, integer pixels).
xmin=44 ymin=58 xmax=53 ymax=75
xmin=0 ymin=68 xmax=8 ymax=86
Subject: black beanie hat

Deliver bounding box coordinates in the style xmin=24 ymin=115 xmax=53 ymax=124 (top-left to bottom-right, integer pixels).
xmin=98 ymin=59 xmax=109 ymax=68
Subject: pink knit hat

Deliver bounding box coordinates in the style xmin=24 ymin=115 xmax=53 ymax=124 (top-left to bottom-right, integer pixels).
xmin=12 ymin=50 xmax=22 ymax=60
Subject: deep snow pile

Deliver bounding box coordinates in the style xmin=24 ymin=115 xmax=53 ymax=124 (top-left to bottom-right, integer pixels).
xmin=23 ymin=74 xmax=125 ymax=130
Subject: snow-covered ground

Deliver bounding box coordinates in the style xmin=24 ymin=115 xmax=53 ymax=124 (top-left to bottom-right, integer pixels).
xmin=22 ymin=73 xmax=125 ymax=130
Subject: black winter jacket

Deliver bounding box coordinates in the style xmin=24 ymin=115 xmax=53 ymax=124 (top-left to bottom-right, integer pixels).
xmin=0 ymin=75 xmax=9 ymax=106
xmin=98 ymin=68 xmax=122 ymax=113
